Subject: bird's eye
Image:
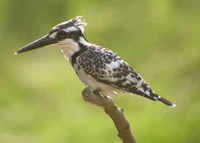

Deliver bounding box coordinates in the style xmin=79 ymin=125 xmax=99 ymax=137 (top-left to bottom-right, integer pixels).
xmin=57 ymin=31 xmax=67 ymax=39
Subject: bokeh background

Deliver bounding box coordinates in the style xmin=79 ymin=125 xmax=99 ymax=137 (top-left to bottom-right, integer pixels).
xmin=0 ymin=0 xmax=200 ymax=143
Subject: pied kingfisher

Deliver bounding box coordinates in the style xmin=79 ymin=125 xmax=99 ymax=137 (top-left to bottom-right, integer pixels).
xmin=15 ymin=16 xmax=175 ymax=107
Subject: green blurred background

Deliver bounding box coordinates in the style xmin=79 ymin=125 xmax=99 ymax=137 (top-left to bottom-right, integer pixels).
xmin=0 ymin=0 xmax=200 ymax=143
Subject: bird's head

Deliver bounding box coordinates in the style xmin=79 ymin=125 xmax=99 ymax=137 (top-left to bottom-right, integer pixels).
xmin=15 ymin=16 xmax=87 ymax=54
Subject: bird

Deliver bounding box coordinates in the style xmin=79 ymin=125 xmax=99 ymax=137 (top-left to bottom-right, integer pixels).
xmin=15 ymin=16 xmax=176 ymax=107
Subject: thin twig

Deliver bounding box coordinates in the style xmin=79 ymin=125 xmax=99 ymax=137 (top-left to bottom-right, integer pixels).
xmin=82 ymin=88 xmax=136 ymax=143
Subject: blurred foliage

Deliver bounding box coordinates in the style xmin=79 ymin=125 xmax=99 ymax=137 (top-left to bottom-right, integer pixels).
xmin=0 ymin=0 xmax=200 ymax=143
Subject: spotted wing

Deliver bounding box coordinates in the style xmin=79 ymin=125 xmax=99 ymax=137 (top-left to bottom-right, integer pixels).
xmin=76 ymin=45 xmax=155 ymax=100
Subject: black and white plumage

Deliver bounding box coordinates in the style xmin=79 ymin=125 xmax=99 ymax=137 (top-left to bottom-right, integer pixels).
xmin=16 ymin=16 xmax=176 ymax=107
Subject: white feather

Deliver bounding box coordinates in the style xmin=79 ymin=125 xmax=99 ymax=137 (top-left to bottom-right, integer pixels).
xmin=58 ymin=39 xmax=80 ymax=61
xmin=64 ymin=27 xmax=78 ymax=33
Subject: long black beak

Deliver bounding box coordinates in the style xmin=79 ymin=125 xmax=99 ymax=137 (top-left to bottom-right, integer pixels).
xmin=15 ymin=35 xmax=57 ymax=55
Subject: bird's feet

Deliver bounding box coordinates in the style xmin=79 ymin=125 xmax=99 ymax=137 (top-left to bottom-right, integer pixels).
xmin=82 ymin=88 xmax=101 ymax=101
xmin=82 ymin=87 xmax=91 ymax=101
xmin=82 ymin=87 xmax=112 ymax=107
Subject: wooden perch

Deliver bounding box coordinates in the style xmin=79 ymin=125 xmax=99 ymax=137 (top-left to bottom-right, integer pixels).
xmin=82 ymin=88 xmax=136 ymax=143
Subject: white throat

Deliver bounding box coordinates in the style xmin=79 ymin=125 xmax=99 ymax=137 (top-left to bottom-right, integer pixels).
xmin=59 ymin=37 xmax=91 ymax=61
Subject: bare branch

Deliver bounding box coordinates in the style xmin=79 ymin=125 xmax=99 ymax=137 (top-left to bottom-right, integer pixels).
xmin=82 ymin=88 xmax=136 ymax=143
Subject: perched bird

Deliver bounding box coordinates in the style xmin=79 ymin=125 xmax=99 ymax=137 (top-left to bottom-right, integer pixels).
xmin=15 ymin=16 xmax=175 ymax=107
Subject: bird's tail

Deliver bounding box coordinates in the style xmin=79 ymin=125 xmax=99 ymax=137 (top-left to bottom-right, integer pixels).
xmin=153 ymin=93 xmax=176 ymax=107
xmin=128 ymin=86 xmax=176 ymax=107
